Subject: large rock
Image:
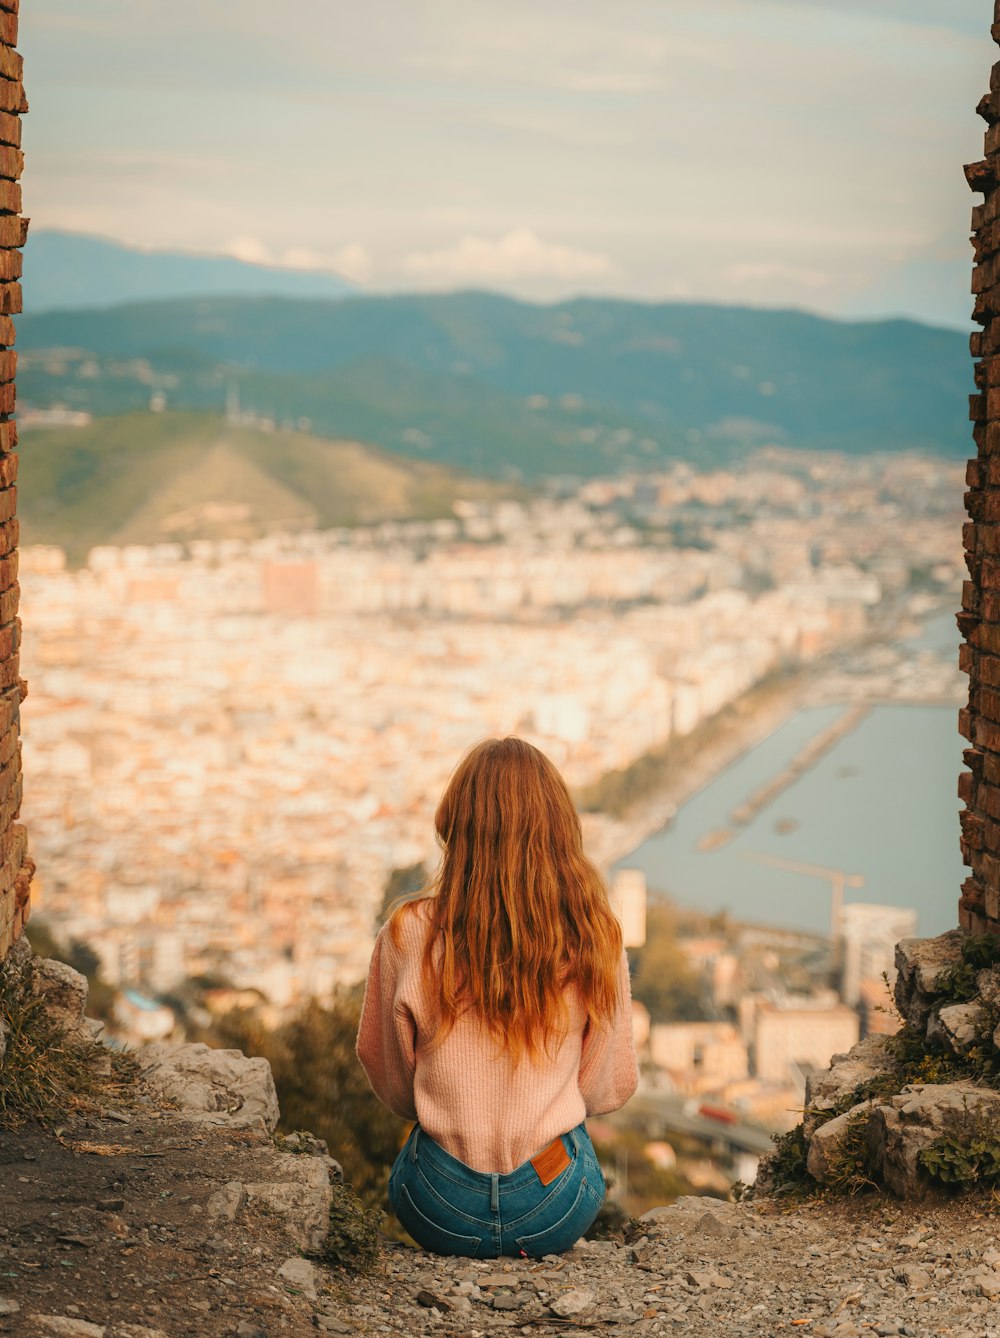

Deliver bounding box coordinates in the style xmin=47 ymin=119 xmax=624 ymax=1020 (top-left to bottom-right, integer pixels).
xmin=30 ymin=957 xmax=90 ymax=1036
xmin=867 ymin=1081 xmax=1000 ymax=1198
xmin=894 ymin=931 xmax=966 ymax=1030
xmin=139 ymin=1042 xmax=280 ymax=1133
xmin=246 ymin=1153 xmax=332 ymax=1253
xmin=806 ymin=1100 xmax=875 ymax=1183
xmin=804 ymin=1034 xmax=895 ymax=1138
xmin=927 ymin=1002 xmax=984 ymax=1054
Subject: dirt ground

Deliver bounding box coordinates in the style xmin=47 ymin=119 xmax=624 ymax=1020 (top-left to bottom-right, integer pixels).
xmin=0 ymin=1103 xmax=338 ymax=1338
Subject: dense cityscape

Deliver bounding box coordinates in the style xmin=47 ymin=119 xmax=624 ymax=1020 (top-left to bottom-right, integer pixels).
xmin=18 ymin=445 xmax=964 ymax=1175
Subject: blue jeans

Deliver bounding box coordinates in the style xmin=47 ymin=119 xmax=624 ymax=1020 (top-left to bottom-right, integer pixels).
xmin=388 ymin=1122 xmax=605 ymax=1258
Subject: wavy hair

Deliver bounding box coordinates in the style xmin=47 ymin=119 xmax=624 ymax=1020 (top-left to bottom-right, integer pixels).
xmin=390 ymin=736 xmax=623 ymax=1064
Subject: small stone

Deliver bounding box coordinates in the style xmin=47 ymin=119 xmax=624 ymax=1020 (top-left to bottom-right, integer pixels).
xmin=206 ymin=1180 xmax=247 ymax=1221
xmin=895 ymin=1264 xmax=932 ymax=1289
xmin=96 ymin=1199 xmax=125 ymax=1213
xmin=685 ymin=1270 xmax=719 ymax=1289
xmin=278 ymin=1256 xmax=318 ymax=1300
xmin=550 ymin=1289 xmax=595 ymax=1318
xmin=0 ymin=1299 xmax=19 ymax=1316
xmin=29 ymin=1318 xmax=106 ymax=1338
xmin=492 ymin=1294 xmax=523 ymax=1311
xmin=235 ymin=1325 xmax=269 ymax=1338
xmin=416 ymin=1290 xmax=452 ymax=1311
xmin=980 ymin=1274 xmax=1000 ymax=1299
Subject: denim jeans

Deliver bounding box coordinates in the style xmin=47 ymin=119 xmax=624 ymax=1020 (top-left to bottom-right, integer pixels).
xmin=388 ymin=1122 xmax=605 ymax=1258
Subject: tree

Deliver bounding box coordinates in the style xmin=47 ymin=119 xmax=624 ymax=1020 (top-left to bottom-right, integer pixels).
xmin=375 ymin=862 xmax=428 ymax=930
xmin=629 ymin=901 xmax=707 ymax=1023
xmin=205 ymin=987 xmax=407 ymax=1207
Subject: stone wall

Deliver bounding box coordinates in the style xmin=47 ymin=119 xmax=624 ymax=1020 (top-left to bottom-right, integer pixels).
xmin=959 ymin=1 xmax=1000 ymax=936
xmin=0 ymin=0 xmax=30 ymax=960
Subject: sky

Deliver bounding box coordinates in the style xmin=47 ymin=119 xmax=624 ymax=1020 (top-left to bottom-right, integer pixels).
xmin=16 ymin=0 xmax=995 ymax=326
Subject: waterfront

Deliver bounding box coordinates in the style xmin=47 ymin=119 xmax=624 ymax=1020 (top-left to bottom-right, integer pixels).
xmin=616 ymin=700 xmax=966 ymax=938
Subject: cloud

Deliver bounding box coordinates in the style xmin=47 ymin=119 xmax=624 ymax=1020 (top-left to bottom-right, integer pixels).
xmin=402 ymin=229 xmax=616 ymax=283
xmin=725 ymin=262 xmax=834 ymax=291
xmin=222 ymin=235 xmax=372 ymax=282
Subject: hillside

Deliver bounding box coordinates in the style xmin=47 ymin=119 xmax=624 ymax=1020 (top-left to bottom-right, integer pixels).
xmin=17 ymin=412 xmax=510 ymax=563
xmin=15 ymin=293 xmax=973 ymax=480
xmin=21 ymin=230 xmax=355 ymax=313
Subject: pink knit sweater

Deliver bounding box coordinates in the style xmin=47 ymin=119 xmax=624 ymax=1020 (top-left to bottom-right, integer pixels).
xmin=356 ymin=900 xmax=639 ymax=1174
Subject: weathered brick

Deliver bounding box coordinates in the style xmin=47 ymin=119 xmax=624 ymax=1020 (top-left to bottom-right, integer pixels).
xmin=960 ymin=769 xmax=975 ymax=804
xmin=0 ymin=382 xmax=16 ymax=415
xmin=961 ymin=875 xmax=986 ymax=911
xmin=0 ymin=12 xmax=17 ymax=46
xmin=960 ymin=904 xmax=975 ymax=931
xmin=963 ymin=579 xmax=981 ymax=613
xmin=968 ymin=158 xmax=996 ymax=193
xmin=959 ymin=611 xmax=981 ymax=640
xmin=0 ymin=48 xmax=22 ymax=86
xmin=0 ymin=316 xmax=16 ymax=349
xmin=962 ymin=808 xmax=985 ymax=851
xmin=0 ymin=80 xmax=25 ymax=115
xmin=961 ymin=706 xmax=976 ymax=741
xmin=0 ymin=180 xmax=21 ymax=217
xmin=0 ymin=282 xmax=24 ymax=315
xmin=0 ymin=517 xmax=20 ymax=559
xmin=0 ymin=420 xmax=18 ymax=454
xmin=976 ymin=684 xmax=1000 ymax=724
xmin=977 ymin=780 xmax=1000 ymax=822
xmin=969 ymin=458 xmax=986 ymax=488
xmin=0 ymin=486 xmax=18 ymax=525
xmin=0 ymin=581 xmax=19 ymax=624
xmin=0 ymin=143 xmax=24 ymax=183
xmin=960 ymin=642 xmax=975 ymax=674
xmin=0 ymin=215 xmax=27 ymax=248
xmin=0 ymin=721 xmax=18 ymax=771
xmin=972 ymin=392 xmax=987 ymax=422
xmin=0 ymin=545 xmax=20 ymax=588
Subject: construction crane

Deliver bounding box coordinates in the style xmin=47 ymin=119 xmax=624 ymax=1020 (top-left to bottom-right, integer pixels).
xmin=742 ymin=851 xmax=865 ymax=944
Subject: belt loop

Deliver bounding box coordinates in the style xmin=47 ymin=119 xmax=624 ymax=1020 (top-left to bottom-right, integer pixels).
xmin=409 ymin=1127 xmax=420 ymax=1163
xmin=569 ymin=1127 xmax=579 ymax=1153
xmin=490 ymin=1173 xmax=499 ymax=1214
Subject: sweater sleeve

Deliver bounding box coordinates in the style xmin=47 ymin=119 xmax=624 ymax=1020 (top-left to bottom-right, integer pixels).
xmin=355 ymin=922 xmax=419 ymax=1122
xmin=578 ymin=947 xmax=639 ymax=1116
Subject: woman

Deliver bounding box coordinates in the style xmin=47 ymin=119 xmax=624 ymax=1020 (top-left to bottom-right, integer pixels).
xmin=356 ymin=736 xmax=638 ymax=1258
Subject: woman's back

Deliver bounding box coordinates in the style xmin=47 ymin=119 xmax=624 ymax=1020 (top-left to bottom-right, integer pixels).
xmin=357 ymin=895 xmax=636 ymax=1173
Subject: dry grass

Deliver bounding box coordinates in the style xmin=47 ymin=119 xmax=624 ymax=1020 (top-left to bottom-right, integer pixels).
xmin=0 ymin=968 xmax=139 ymax=1128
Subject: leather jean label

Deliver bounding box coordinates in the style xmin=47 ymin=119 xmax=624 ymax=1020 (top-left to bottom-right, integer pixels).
xmin=530 ymin=1137 xmax=571 ymax=1186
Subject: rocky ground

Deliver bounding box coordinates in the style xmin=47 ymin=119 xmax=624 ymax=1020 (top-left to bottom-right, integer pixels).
xmin=4 ymin=1109 xmax=1000 ymax=1338
xmin=5 ymin=944 xmax=1000 ymax=1338
xmin=349 ymin=1194 xmax=1000 ymax=1338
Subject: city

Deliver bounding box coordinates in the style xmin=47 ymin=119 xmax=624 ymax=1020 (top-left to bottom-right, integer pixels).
xmin=18 ymin=445 xmax=965 ymax=1182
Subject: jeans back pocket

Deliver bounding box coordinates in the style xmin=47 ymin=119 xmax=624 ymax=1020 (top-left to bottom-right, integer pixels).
xmin=395 ymin=1184 xmax=483 ymax=1258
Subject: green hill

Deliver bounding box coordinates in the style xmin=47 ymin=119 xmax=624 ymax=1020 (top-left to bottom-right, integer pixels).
xmin=15 ymin=292 xmax=974 ymax=479
xmin=18 ymin=411 xmax=511 ymax=564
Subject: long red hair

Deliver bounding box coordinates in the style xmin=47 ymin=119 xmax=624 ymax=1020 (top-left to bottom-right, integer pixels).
xmin=390 ymin=737 xmax=623 ymax=1064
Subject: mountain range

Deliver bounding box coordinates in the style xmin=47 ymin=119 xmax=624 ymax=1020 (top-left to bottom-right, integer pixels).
xmin=20 ymin=230 xmax=355 ymax=313
xmin=16 ymin=290 xmax=973 ymax=479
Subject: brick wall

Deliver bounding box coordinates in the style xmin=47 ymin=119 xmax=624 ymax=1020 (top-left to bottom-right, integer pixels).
xmin=0 ymin=0 xmax=30 ymax=960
